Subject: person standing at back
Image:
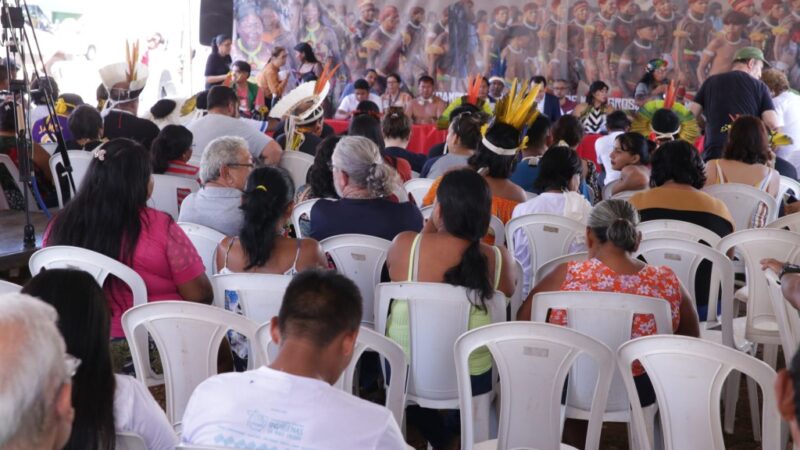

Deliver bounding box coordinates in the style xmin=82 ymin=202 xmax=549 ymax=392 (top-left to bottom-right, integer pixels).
xmin=689 ymin=46 xmax=779 ymax=160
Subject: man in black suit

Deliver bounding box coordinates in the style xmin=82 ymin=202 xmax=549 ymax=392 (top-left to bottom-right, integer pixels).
xmin=529 ymin=75 xmax=561 ymax=121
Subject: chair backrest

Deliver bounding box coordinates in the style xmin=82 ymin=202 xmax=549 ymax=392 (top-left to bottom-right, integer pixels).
xmin=635 ymin=238 xmax=733 ymax=327
xmin=115 ymin=432 xmax=148 ymax=450
xmin=505 ymin=214 xmax=585 ymax=279
xmin=488 ymin=215 xmax=505 ymax=246
xmin=533 ymin=252 xmax=589 ymax=286
xmin=764 ymin=269 xmax=800 ymax=365
xmin=148 ymin=174 xmax=200 ymax=219
xmin=779 ymin=175 xmax=800 ymax=200
xmin=767 ymin=213 xmax=800 ymax=233
xmin=404 ymin=178 xmax=435 ymax=207
xmin=0 ymin=153 xmax=37 ymax=210
xmin=717 ymin=229 xmax=800 ymax=346
xmin=419 ymin=204 xmax=434 ymax=221
xmin=702 ymin=183 xmax=778 ymax=230
xmin=178 ymin=222 xmax=225 ymax=278
xmin=121 ymin=301 xmax=263 ymax=426
xmin=374 ymin=282 xmax=506 ymax=408
xmin=321 ymin=234 xmax=390 ymax=326
xmin=638 ymin=219 xmax=722 ymax=247
xmin=611 ymin=189 xmax=644 ymax=201
xmin=0 ymin=279 xmax=22 ymax=294
xmin=279 ymin=151 xmax=314 ymax=192
xmin=291 ymin=198 xmax=318 ymax=239
xmin=211 ymin=272 xmax=291 ymax=323
xmin=531 ymin=291 xmax=672 ymax=415
xmin=176 ymin=445 xmax=232 ymax=450
xmin=508 ymin=260 xmax=525 ymax=321
xmin=48 ymin=150 xmax=94 ymax=208
xmin=617 ymin=335 xmax=780 ymax=450
xmin=602 ymin=181 xmax=618 ymax=200
xmin=456 ymin=322 xmax=614 ymax=450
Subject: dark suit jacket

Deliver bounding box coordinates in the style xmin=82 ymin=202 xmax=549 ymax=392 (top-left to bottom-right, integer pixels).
xmin=542 ymin=93 xmax=562 ymax=122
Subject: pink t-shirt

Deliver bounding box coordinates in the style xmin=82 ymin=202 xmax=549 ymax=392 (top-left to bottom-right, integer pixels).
xmin=45 ymin=208 xmax=206 ymax=338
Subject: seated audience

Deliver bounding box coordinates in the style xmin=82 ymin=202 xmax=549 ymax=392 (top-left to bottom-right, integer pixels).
xmin=594 ymin=111 xmax=631 ymax=186
xmin=186 ymin=86 xmax=281 ymax=166
xmin=385 ymin=168 xmax=516 ymax=449
xmin=22 ymin=269 xmax=176 ymax=450
xmin=426 ymin=111 xmax=483 ymax=179
xmin=380 ymin=73 xmax=413 ymax=110
xmin=181 ymin=270 xmax=407 ymax=449
xmin=421 ymin=104 xmax=486 ymax=169
xmin=572 ymin=80 xmax=614 ymax=134
xmin=382 ymin=107 xmax=427 ymax=172
xmin=405 ymin=75 xmax=446 ymax=125
xmin=275 ymin=106 xmax=325 ymax=156
xmin=32 ymin=93 xmax=83 ymax=144
xmin=67 ymin=104 xmax=104 ymax=150
xmin=45 ymin=138 xmax=212 ymax=356
xmin=335 ymin=78 xmax=383 ymax=119
xmin=224 ymin=60 xmax=265 ymax=118
xmin=437 ymin=76 xmax=493 ymax=128
xmin=547 ymin=114 xmax=595 ymax=201
xmin=0 ymin=293 xmax=74 ymax=450
xmin=179 ymin=136 xmax=253 ymax=236
xmin=296 ymin=136 xmax=340 ymax=203
xmin=309 ymin=136 xmax=423 ymax=241
xmin=151 ymin=124 xmax=199 ymax=206
xmin=339 ymin=68 xmax=380 ymax=100
xmin=517 ymin=199 xmax=700 ymax=445
xmin=530 ymin=75 xmax=562 ymax=121
xmin=29 ymin=75 xmax=59 ymax=124
xmin=100 ymin=64 xmax=159 ymax=149
xmin=511 ymin=146 xmax=593 ymax=294
xmin=509 ymin=114 xmax=552 ymax=192
xmin=349 ymin=112 xmax=412 ymax=181
xmin=609 ymin=132 xmax=651 ymax=195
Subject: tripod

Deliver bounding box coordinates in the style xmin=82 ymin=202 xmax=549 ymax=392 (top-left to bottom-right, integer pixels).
xmin=1 ymin=0 xmax=74 ymax=248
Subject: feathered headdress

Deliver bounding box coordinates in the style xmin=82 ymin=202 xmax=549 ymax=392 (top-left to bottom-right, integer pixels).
xmin=98 ymin=40 xmax=149 ymax=107
xmin=479 ymin=79 xmax=541 ymax=156
xmin=465 ymin=74 xmax=484 ymax=106
xmin=631 ymin=81 xmax=700 ymax=143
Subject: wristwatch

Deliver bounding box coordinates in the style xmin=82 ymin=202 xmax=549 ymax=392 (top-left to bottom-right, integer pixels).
xmin=779 ymin=263 xmax=800 ymax=280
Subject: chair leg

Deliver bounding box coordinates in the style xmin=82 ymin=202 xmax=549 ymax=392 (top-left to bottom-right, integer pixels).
xmin=473 ymin=393 xmax=492 ymax=443
xmin=746 ymin=374 xmax=762 ymax=442
xmin=763 ymin=344 xmax=779 ymax=369
xmin=723 ymin=369 xmax=741 ymax=434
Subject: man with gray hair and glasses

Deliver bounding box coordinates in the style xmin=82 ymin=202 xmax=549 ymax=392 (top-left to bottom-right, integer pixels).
xmin=0 ymin=293 xmax=76 ymax=450
xmin=178 ymin=136 xmax=254 ymax=235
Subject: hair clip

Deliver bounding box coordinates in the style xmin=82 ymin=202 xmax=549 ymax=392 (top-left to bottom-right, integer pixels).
xmin=93 ymin=148 xmax=106 ymax=161
xmin=255 ymin=185 xmax=267 ymax=192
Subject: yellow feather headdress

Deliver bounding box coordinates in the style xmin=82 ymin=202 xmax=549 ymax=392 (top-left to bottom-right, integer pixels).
xmin=480 ymin=79 xmax=541 ymax=156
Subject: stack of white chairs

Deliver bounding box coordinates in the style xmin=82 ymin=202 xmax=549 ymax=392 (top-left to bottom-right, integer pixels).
xmin=178 ymin=222 xmax=225 ymax=278
xmin=148 ymin=174 xmax=200 ymax=219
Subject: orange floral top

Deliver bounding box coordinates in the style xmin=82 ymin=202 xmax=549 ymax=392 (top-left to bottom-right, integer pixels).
xmin=549 ymin=258 xmax=682 ymax=376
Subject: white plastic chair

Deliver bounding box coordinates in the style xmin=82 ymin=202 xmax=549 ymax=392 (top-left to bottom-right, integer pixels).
xmin=148 ymin=174 xmax=200 ymax=219
xmin=419 ymin=204 xmax=434 ymax=221
xmin=210 ymin=272 xmax=291 ymax=323
xmin=374 ymin=282 xmax=506 ymax=440
xmin=456 ymin=322 xmax=613 ymax=450
xmin=321 ymin=234 xmax=390 ymax=326
xmin=176 ymin=445 xmax=231 ymax=450
xmin=531 ymin=292 xmax=673 ymax=448
xmin=508 ymin=260 xmax=525 ymax=321
xmin=779 ymin=175 xmax=800 ymax=200
xmin=602 ymin=181 xmax=618 ymax=200
xmin=638 ymin=219 xmax=723 ymax=247
xmin=765 ymin=269 xmax=800 ymax=365
xmin=0 ymin=279 xmax=21 ymax=294
xmin=178 ymin=222 xmax=225 ymax=278
xmin=279 ymin=151 xmax=314 ymax=192
xmin=488 ymin=215 xmax=505 ymax=246
xmin=533 ymin=252 xmax=589 ymax=286
xmin=49 ymin=150 xmax=94 ymax=207
xmin=115 ymin=432 xmax=148 ymax=450
xmin=611 ymin=189 xmax=644 ymax=201
xmin=291 ymin=198 xmax=318 ymax=239
xmin=702 ymin=183 xmax=778 ymax=230
xmin=121 ymin=301 xmax=263 ymax=427
xmin=505 ymin=214 xmax=585 ymax=282
xmin=617 ymin=335 xmax=780 ymax=450
xmin=404 ymin=178 xmax=435 ymax=207
xmin=0 ymin=153 xmax=38 ymax=210
xmin=767 ymin=213 xmax=800 ymax=233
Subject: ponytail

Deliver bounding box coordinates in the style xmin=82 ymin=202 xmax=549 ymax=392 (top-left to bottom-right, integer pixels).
xmin=238 ymin=167 xmax=295 ymax=270
xmin=443 ymin=239 xmax=493 ymax=311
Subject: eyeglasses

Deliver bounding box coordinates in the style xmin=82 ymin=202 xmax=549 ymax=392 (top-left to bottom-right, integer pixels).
xmin=227 ymin=163 xmax=255 ymax=169
xmin=64 ymin=353 xmax=81 ymax=380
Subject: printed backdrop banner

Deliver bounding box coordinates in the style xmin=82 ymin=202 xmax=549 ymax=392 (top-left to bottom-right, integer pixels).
xmin=232 ymin=0 xmax=800 ymax=100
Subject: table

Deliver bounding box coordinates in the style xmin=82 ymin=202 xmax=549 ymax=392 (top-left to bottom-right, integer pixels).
xmin=325 ymin=120 xmax=448 ymax=156
xmin=0 ymin=210 xmax=49 ymax=272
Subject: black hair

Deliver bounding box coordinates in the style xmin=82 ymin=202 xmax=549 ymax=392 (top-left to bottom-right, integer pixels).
xmin=48 ymin=138 xmax=152 ymax=265
xmin=530 ymin=75 xmax=547 ymax=87
xmin=307 ymin=136 xmax=341 ymax=199
xmin=151 ymin=125 xmax=194 ymax=174
xmin=449 ymin=104 xmax=484 ymax=125
xmin=649 ymin=139 xmax=706 ymax=189
xmin=723 ymin=115 xmax=770 ymax=165
xmin=30 ymin=76 xmax=59 ymax=105
xmin=301 ymin=72 xmax=318 ymax=83
xmin=586 ymin=80 xmax=610 ymax=105
xmin=353 ymin=78 xmax=370 ymax=91
xmin=615 ymin=132 xmax=650 ymax=165
xmin=149 ymin=99 xmax=177 ymax=119
xmin=194 ymin=90 xmax=209 ymax=110
xmin=438 ymin=168 xmax=494 ymax=309
xmin=207 ymin=85 xmax=238 ymax=110
xmin=449 ymin=111 xmax=484 ymax=150
xmin=418 ymin=75 xmax=435 ymax=85
xmin=231 ymin=60 xmax=252 ymax=76
xmin=551 ymin=114 xmax=584 ymax=148
xmin=68 ymin=105 xmax=103 ymax=141
xmin=0 ymin=100 xmax=15 ymax=131
xmin=212 ymin=34 xmax=231 ymax=55
xmin=651 ymin=108 xmax=680 ymax=136
xmin=525 ymin=114 xmax=551 ymax=150
xmin=294 ymin=42 xmax=319 ymax=63
xmin=278 ymin=269 xmax=362 ymax=346
xmin=606 ymin=110 xmax=632 ymax=131
xmin=791 ymin=345 xmax=800 ymax=423
xmin=382 ymin=107 xmax=412 ymax=140
xmin=22 ymin=269 xmax=116 ymax=450
xmin=637 ymin=70 xmax=657 ymax=89
xmin=354 ymin=100 xmax=380 ymax=115
xmin=468 ymin=122 xmax=518 ymax=178
xmin=534 ymin=145 xmax=582 ymax=191
xmin=348 ymin=113 xmax=385 ymax=150
xmin=239 ymin=167 xmax=295 ymax=270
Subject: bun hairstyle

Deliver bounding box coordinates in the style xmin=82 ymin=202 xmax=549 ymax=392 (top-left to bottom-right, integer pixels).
xmin=332 ymin=136 xmax=397 ymax=198
xmin=151 ymin=125 xmax=193 ymax=174
xmin=239 ymin=167 xmax=295 ymax=270
xmin=449 ymin=111 xmax=484 ymax=150
xmin=468 ymin=121 xmax=519 ymax=178
xmin=381 ymin=107 xmax=411 ymax=140
xmin=534 ymin=145 xmax=582 ymax=192
xmin=587 ymin=199 xmax=641 ymax=252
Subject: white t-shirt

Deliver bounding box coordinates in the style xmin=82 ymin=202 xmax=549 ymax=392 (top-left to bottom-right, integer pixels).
xmin=181 ymin=366 xmax=407 ymax=450
xmin=336 ymin=93 xmax=384 ymax=118
xmin=114 ymin=374 xmax=177 ymax=450
xmin=511 ymin=192 xmax=591 ymax=295
xmin=772 ymin=91 xmax=800 ymax=165
xmin=595 ymin=131 xmax=623 ymax=185
xmin=186 ymin=113 xmax=274 ymax=165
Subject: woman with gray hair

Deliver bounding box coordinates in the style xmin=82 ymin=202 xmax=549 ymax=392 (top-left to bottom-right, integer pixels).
xmin=517 ymin=199 xmax=699 ymax=445
xmin=309 ymin=136 xmax=423 ymax=241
